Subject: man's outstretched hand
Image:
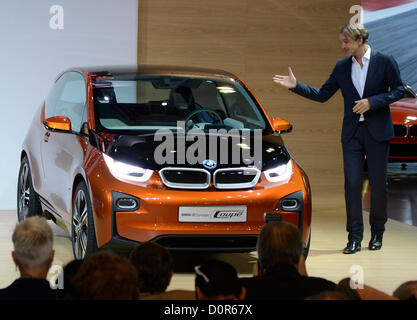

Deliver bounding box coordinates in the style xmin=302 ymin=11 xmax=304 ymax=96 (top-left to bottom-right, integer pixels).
xmin=273 ymin=67 xmax=297 ymax=89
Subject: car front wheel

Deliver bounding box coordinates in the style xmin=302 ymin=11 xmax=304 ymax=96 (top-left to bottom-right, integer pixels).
xmin=72 ymin=181 xmax=97 ymax=260
xmin=17 ymin=156 xmax=42 ymax=221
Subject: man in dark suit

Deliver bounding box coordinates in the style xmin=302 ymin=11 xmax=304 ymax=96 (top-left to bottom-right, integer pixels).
xmin=273 ymin=24 xmax=405 ymax=254
xmin=240 ymin=222 xmax=335 ymax=300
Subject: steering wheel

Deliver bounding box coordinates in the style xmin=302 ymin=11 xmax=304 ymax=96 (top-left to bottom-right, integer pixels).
xmin=184 ymin=108 xmax=224 ymax=130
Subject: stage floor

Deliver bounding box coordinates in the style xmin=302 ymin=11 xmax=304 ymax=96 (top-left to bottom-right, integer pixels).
xmin=1 ymin=170 xmax=416 ymax=296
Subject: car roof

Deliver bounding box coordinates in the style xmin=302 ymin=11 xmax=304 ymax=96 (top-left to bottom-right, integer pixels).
xmin=67 ymin=65 xmax=240 ymax=82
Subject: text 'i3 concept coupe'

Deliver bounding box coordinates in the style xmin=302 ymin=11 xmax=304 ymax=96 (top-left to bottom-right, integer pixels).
xmin=18 ymin=65 xmax=311 ymax=259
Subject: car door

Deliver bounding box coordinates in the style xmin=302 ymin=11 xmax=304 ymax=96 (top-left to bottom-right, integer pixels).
xmin=40 ymin=71 xmax=87 ymax=222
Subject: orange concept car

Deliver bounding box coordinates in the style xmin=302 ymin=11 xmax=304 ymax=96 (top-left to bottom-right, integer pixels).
xmin=17 ymin=66 xmax=311 ymax=259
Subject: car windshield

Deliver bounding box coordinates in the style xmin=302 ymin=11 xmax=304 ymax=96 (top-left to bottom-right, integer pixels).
xmin=92 ymin=75 xmax=269 ymax=134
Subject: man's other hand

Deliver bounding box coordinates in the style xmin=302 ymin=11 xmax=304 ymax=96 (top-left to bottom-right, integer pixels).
xmin=273 ymin=67 xmax=297 ymax=89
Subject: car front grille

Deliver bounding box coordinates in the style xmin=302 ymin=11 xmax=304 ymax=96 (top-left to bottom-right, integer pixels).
xmin=213 ymin=167 xmax=261 ymax=189
xmin=159 ymin=168 xmax=210 ymax=189
xmin=159 ymin=167 xmax=261 ymax=190
xmin=394 ymin=124 xmax=407 ymax=137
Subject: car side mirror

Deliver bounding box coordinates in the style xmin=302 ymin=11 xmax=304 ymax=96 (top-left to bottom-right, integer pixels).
xmin=43 ymin=116 xmax=72 ymax=132
xmin=271 ymin=117 xmax=292 ymax=133
xmin=81 ymin=122 xmax=89 ymax=136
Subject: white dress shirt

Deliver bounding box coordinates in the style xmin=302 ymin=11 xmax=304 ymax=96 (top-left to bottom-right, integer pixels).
xmin=351 ymin=45 xmax=371 ymax=122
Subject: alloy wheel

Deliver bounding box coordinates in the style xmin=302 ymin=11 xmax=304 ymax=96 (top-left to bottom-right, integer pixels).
xmin=72 ymin=189 xmax=89 ymax=260
xmin=17 ymin=162 xmax=30 ymax=221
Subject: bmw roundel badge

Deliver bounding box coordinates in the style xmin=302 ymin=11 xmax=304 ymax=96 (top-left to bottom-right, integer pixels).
xmin=202 ymin=159 xmax=217 ymax=170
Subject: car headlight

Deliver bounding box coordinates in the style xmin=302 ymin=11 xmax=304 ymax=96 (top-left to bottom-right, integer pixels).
xmin=263 ymin=160 xmax=293 ymax=182
xmin=103 ymin=154 xmax=153 ymax=182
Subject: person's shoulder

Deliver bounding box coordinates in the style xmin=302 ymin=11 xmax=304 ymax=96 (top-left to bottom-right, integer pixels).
xmin=372 ymin=50 xmax=387 ymax=58
xmin=333 ymin=56 xmax=351 ymax=73
xmin=302 ymin=275 xmax=336 ymax=289
xmin=335 ymin=56 xmax=351 ymax=67
xmin=0 ymin=278 xmax=56 ymax=300
xmin=371 ymin=51 xmax=396 ymax=64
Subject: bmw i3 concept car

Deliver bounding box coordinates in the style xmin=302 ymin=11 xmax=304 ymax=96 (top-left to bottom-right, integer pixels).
xmin=18 ymin=65 xmax=311 ymax=259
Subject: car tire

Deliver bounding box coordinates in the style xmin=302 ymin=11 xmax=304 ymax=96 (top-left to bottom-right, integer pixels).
xmin=72 ymin=181 xmax=98 ymax=260
xmin=17 ymin=156 xmax=42 ymax=221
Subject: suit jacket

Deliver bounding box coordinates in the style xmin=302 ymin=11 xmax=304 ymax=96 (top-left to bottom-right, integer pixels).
xmin=0 ymin=278 xmax=57 ymax=300
xmin=240 ymin=264 xmax=336 ymax=300
xmin=290 ymin=51 xmax=405 ymax=143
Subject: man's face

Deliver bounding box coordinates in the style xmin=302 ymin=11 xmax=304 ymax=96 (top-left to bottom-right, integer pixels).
xmin=339 ymin=33 xmax=362 ymax=57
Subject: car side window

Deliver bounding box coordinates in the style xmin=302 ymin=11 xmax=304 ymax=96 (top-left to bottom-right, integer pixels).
xmin=45 ymin=72 xmax=86 ymax=133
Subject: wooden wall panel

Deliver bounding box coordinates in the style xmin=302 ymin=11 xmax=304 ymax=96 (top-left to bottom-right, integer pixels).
xmin=138 ymin=0 xmax=358 ymax=201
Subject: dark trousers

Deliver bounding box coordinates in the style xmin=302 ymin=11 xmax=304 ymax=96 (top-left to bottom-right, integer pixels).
xmin=342 ymin=122 xmax=389 ymax=243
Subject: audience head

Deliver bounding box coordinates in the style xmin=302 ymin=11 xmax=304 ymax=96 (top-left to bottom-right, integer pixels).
xmin=12 ymin=216 xmax=54 ymax=278
xmin=194 ymin=259 xmax=245 ymax=300
xmin=306 ymin=290 xmax=349 ymax=300
xmin=393 ymin=281 xmax=417 ymax=300
xmin=129 ymin=242 xmax=174 ymax=295
xmin=57 ymin=259 xmax=84 ymax=299
xmin=257 ymin=221 xmax=303 ymax=273
xmin=71 ymin=250 xmax=138 ymax=300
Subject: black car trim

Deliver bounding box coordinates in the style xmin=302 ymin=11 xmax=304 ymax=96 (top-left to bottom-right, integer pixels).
xmin=279 ymin=190 xmax=305 ymax=236
xmin=39 ymin=196 xmax=62 ymax=218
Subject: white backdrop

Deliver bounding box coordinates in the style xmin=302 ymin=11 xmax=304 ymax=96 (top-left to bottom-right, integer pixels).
xmin=0 ymin=0 xmax=138 ymax=210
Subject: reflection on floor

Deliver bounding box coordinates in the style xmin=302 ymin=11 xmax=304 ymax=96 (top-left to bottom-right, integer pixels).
xmin=363 ymin=162 xmax=417 ymax=227
xmin=0 ymin=169 xmax=416 ymax=297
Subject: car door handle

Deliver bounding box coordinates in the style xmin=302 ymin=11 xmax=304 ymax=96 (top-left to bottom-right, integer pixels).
xmin=44 ymin=132 xmax=50 ymax=142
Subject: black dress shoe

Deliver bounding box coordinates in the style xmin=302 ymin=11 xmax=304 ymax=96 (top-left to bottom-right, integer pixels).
xmin=343 ymin=241 xmax=361 ymax=254
xmin=368 ymin=235 xmax=383 ymax=250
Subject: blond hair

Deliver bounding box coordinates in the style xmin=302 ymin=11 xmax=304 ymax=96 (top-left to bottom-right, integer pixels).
xmin=339 ymin=23 xmax=369 ymax=43
xmin=12 ymin=216 xmax=53 ymax=268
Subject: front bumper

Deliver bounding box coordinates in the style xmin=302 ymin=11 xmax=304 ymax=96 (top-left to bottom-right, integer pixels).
xmin=88 ymin=157 xmax=311 ymax=251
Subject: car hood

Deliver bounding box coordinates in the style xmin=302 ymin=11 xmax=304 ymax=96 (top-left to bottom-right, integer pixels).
xmin=94 ymin=131 xmax=291 ymax=172
xmin=390 ymin=98 xmax=417 ymax=123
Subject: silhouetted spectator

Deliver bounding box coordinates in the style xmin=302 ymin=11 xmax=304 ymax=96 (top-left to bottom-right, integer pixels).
xmin=195 ymin=259 xmax=246 ymax=300
xmin=129 ymin=242 xmax=174 ymax=296
xmin=393 ymin=281 xmax=417 ymax=300
xmin=306 ymin=290 xmax=349 ymax=300
xmin=57 ymin=259 xmax=84 ymax=300
xmin=130 ymin=242 xmax=195 ymax=300
xmin=0 ymin=216 xmax=56 ymax=300
xmin=335 ymin=277 xmax=361 ymax=300
xmin=71 ymin=250 xmax=138 ymax=300
xmin=240 ymin=221 xmax=336 ymax=300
